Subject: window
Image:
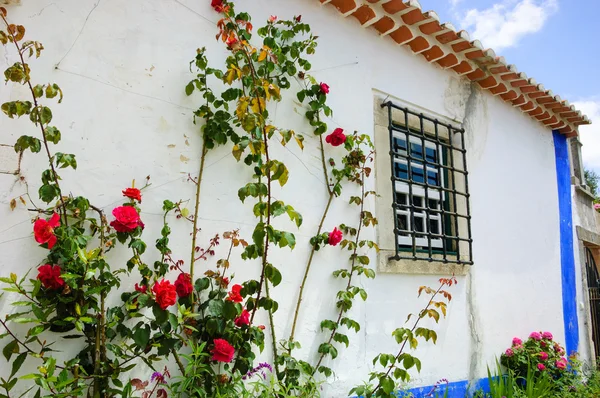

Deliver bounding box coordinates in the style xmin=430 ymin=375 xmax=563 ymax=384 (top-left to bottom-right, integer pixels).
xmin=383 ymin=101 xmax=473 ymax=264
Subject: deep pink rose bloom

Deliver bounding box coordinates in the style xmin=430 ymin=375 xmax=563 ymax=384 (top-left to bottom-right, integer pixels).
xmin=37 ymin=264 xmax=65 ymax=290
xmin=529 ymin=331 xmax=542 ymax=341
xmin=234 ymin=309 xmax=250 ymax=327
xmin=325 ymin=128 xmax=346 ymax=147
xmin=542 ymin=331 xmax=553 ymax=340
xmin=34 ymin=213 xmax=60 ymax=249
xmin=505 ymin=348 xmax=514 ymax=357
xmin=110 ymin=206 xmax=144 ymax=233
xmin=319 ymin=82 xmax=329 ymax=94
xmin=328 ymin=227 xmax=343 ymax=246
xmin=512 ymin=337 xmax=522 ymax=346
xmin=537 ymin=363 xmax=546 ymax=371
xmin=211 ymin=339 xmax=235 ymax=362
xmin=539 ymin=352 xmax=548 ymax=361
xmin=556 ymin=359 xmax=567 ymax=370
xmin=175 ymin=273 xmax=193 ymax=298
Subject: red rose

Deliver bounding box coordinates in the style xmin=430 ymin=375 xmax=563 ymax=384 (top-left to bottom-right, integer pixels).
xmin=328 ymin=227 xmax=343 ymax=246
xmin=110 ymin=206 xmax=144 ymax=233
xmin=226 ymin=35 xmax=238 ymax=48
xmin=123 ymin=188 xmax=142 ymax=202
xmin=221 ymin=276 xmax=230 ymax=288
xmin=234 ymin=309 xmax=250 ymax=327
xmin=226 ymin=284 xmax=243 ymax=303
xmin=211 ymin=0 xmax=224 ymax=12
xmin=175 ymin=273 xmax=193 ymax=298
xmin=319 ymin=82 xmax=330 ymax=94
xmin=258 ymin=325 xmax=265 ymax=330
xmin=135 ymin=283 xmax=147 ymax=293
xmin=34 ymin=213 xmax=60 ymax=249
xmin=37 ymin=264 xmax=64 ymax=290
xmin=152 ymin=279 xmax=177 ymax=310
xmin=325 ymin=128 xmax=346 ymax=147
xmin=294 ymin=15 xmax=302 ymax=23
xmin=211 ymin=338 xmax=235 ymax=362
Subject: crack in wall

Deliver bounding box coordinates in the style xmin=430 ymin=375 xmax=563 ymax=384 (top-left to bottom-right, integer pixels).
xmin=463 ymin=82 xmax=484 ymax=383
xmin=55 ymin=0 xmax=101 ymax=69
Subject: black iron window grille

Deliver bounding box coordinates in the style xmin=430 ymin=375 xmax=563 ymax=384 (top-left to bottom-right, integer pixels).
xmin=382 ymin=101 xmax=473 ymax=264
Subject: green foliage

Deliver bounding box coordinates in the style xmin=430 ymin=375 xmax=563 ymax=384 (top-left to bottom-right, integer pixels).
xmin=584 ymin=168 xmax=599 ymax=198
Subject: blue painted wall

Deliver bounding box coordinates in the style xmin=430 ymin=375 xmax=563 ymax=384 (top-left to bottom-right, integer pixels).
xmin=553 ymin=130 xmax=579 ymax=356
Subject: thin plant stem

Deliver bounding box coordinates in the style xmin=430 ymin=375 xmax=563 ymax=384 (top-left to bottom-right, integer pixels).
xmin=289 ymin=137 xmax=337 ymax=347
xmin=190 ymin=141 xmax=208 ymax=302
xmin=313 ymin=153 xmax=370 ymax=375
xmin=1 ymin=14 xmax=68 ymax=226
xmin=264 ymin=279 xmax=281 ymax=375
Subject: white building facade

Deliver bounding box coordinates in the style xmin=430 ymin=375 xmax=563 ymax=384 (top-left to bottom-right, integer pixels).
xmin=0 ymin=0 xmax=595 ymax=396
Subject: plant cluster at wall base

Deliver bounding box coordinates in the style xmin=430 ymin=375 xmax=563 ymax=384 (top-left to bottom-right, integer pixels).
xmin=0 ymin=2 xmax=456 ymax=397
xmin=471 ymin=332 xmax=587 ymax=398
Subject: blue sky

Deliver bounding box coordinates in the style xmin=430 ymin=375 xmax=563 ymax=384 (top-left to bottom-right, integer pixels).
xmin=417 ymin=0 xmax=600 ymax=171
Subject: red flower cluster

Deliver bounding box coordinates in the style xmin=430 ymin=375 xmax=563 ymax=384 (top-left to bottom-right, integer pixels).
xmin=135 ymin=283 xmax=147 ymax=293
xmin=34 ymin=213 xmax=60 ymax=249
xmin=325 ymin=128 xmax=346 ymax=147
xmin=319 ymin=82 xmax=329 ymax=94
xmin=37 ymin=264 xmax=65 ymax=290
xmin=328 ymin=227 xmax=343 ymax=246
xmin=110 ymin=206 xmax=144 ymax=233
xmin=211 ymin=0 xmax=224 ymax=12
xmin=123 ymin=187 xmax=142 ymax=202
xmin=234 ymin=309 xmax=250 ymax=327
xmin=211 ymin=338 xmax=235 ymax=362
xmin=226 ymin=284 xmax=243 ymax=303
xmin=152 ymin=279 xmax=177 ymax=310
xmin=175 ymin=273 xmax=193 ymax=298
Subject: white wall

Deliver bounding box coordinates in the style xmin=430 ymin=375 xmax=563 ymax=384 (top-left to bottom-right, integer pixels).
xmin=0 ymin=0 xmax=569 ymax=395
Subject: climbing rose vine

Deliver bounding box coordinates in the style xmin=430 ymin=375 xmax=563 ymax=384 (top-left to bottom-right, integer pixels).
xmin=0 ymin=3 xmax=454 ymax=397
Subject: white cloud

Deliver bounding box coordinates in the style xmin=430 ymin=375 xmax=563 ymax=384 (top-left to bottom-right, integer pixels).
xmin=574 ymin=100 xmax=600 ymax=172
xmin=459 ymin=0 xmax=558 ymax=51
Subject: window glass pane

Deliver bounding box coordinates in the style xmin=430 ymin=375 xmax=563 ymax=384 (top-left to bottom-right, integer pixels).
xmin=428 ymin=199 xmax=438 ymax=209
xmin=411 ymin=143 xmax=423 ymax=159
xmin=425 ymin=147 xmax=437 ymax=163
xmin=414 ymin=217 xmax=424 ymax=233
xmin=427 ymin=170 xmax=439 ymax=186
xmin=429 ymin=219 xmax=440 ymax=235
xmin=412 ymin=196 xmax=423 ymax=208
xmin=393 ymin=137 xmax=407 ymax=153
xmin=397 ymin=193 xmax=407 ymax=206
xmin=398 ymin=214 xmax=408 ymax=234
xmin=394 ymin=162 xmax=408 ymax=180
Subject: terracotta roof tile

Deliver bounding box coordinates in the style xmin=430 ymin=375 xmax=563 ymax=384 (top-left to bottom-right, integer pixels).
xmin=319 ymin=0 xmax=590 ymax=136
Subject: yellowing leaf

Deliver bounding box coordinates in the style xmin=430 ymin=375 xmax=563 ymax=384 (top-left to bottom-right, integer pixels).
xmin=9 ymin=198 xmax=16 ymax=211
xmin=251 ymin=97 xmax=266 ymax=114
xmin=258 ymin=49 xmax=268 ymax=62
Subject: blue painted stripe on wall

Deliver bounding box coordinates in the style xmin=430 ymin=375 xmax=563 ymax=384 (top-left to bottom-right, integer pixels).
xmin=553 ymin=130 xmax=579 ymax=356
xmin=397 ymin=378 xmax=489 ymax=397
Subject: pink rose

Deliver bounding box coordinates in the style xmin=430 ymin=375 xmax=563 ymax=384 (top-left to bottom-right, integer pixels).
xmin=110 ymin=206 xmax=144 ymax=233
xmin=539 ymin=352 xmax=548 ymax=361
xmin=268 ymin=15 xmax=277 ymax=23
xmin=319 ymin=82 xmax=329 ymax=94
xmin=594 ymin=203 xmax=600 ymax=210
xmin=542 ymin=331 xmax=553 ymax=340
xmin=505 ymin=348 xmax=514 ymax=357
xmin=556 ymin=359 xmax=567 ymax=370
xmin=328 ymin=227 xmax=343 ymax=246
xmin=537 ymin=363 xmax=546 ymax=371
xmin=325 ymin=128 xmax=346 ymax=147
xmin=512 ymin=337 xmax=522 ymax=346
xmin=529 ymin=331 xmax=542 ymax=341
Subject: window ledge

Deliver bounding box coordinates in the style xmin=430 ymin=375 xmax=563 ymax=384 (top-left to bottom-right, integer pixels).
xmin=377 ymin=249 xmax=470 ymax=275
xmin=575 ymin=184 xmax=596 ymax=201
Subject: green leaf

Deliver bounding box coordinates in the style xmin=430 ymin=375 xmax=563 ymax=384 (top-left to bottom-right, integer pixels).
xmin=185 ymin=81 xmax=194 ymax=96
xmin=264 ymin=264 xmax=282 ymax=287
xmin=208 ymin=300 xmax=224 ymax=317
xmin=133 ymin=325 xmax=150 ymax=349
xmin=333 ymin=333 xmax=349 ymax=348
xmin=380 ymin=376 xmax=395 ymax=394
xmin=39 ymin=107 xmax=52 ymax=125
xmin=2 ymin=340 xmax=18 ymax=361
xmin=38 ymin=184 xmax=59 ymax=203
xmin=44 ymin=127 xmax=61 ymax=144
xmin=320 ymin=320 xmax=337 ymax=331
xmin=14 ymin=136 xmax=41 ymax=153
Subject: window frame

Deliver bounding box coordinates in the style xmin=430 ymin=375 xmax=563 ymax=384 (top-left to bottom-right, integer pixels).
xmin=383 ymin=100 xmax=473 ymax=265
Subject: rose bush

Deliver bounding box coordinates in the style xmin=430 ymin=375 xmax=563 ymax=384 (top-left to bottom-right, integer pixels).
xmin=0 ymin=3 xmax=455 ymax=397
xmin=501 ymin=330 xmax=578 ymax=388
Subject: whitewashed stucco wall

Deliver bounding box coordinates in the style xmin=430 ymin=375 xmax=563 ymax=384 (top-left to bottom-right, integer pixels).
xmin=0 ymin=0 xmax=572 ymax=396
